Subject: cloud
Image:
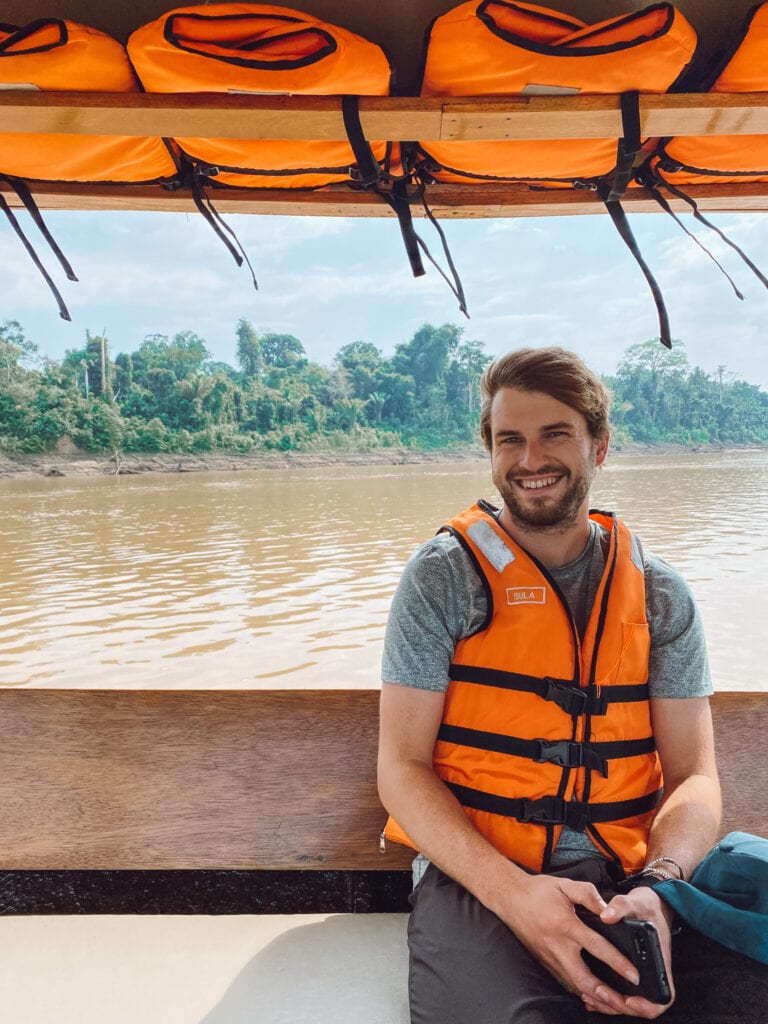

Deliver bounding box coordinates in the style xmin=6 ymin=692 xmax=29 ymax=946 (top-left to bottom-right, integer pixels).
xmin=4 ymin=208 xmax=767 ymax=388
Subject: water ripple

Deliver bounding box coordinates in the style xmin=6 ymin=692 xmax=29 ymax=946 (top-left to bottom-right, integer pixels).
xmin=1 ymin=453 xmax=766 ymax=689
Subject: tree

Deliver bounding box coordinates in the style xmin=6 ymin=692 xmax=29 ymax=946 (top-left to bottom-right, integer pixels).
xmin=260 ymin=333 xmax=306 ymax=368
xmin=135 ymin=331 xmax=210 ymax=382
xmin=392 ymin=323 xmax=462 ymax=394
xmin=0 ymin=320 xmax=38 ymax=387
xmin=236 ymin=318 xmax=262 ymax=377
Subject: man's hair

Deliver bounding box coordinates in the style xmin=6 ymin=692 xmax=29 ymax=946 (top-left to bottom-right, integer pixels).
xmin=479 ymin=346 xmax=611 ymax=451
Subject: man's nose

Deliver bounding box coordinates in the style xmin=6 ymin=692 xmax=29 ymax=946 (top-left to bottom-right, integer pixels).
xmin=517 ymin=438 xmax=546 ymax=469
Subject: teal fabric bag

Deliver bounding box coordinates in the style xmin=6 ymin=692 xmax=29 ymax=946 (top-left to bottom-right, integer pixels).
xmin=657 ymin=832 xmax=768 ymax=964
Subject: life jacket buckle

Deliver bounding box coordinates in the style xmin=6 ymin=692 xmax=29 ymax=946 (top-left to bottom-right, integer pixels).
xmin=542 ymin=678 xmax=587 ymax=716
xmin=349 ymin=165 xmax=383 ymax=188
xmin=535 ymin=739 xmax=581 ymax=768
xmin=518 ymin=796 xmax=567 ymax=825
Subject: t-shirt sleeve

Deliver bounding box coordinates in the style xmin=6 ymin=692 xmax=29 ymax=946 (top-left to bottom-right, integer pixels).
xmin=381 ymin=534 xmax=485 ymax=692
xmin=645 ymin=551 xmax=713 ymax=698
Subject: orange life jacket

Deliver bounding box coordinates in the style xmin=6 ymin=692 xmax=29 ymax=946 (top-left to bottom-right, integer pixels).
xmin=385 ymin=503 xmax=663 ymax=875
xmin=0 ymin=19 xmax=179 ymax=184
xmin=127 ymin=3 xmax=395 ymax=189
xmin=647 ymin=2 xmax=768 ymax=186
xmin=417 ymin=1 xmax=697 ymax=188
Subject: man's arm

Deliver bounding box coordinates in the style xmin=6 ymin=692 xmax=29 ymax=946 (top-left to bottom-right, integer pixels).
xmin=378 ymin=680 xmax=646 ymax=1009
xmin=590 ymin=696 xmax=721 ymax=1018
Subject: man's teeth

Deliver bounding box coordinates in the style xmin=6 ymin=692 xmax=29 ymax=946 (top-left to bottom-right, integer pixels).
xmin=520 ymin=476 xmax=558 ymax=489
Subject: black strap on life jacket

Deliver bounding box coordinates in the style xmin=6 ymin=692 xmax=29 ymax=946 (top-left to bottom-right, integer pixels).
xmin=596 ymin=92 xmax=672 ymax=348
xmin=599 ymin=185 xmax=672 ymax=348
xmin=188 ymin=167 xmax=259 ymax=290
xmin=447 ymin=662 xmax=650 ymax=716
xmin=446 ymin=780 xmax=663 ymax=832
xmin=637 ymin=175 xmax=745 ymax=300
xmin=641 ymin=172 xmax=768 ymax=293
xmin=438 ymin=722 xmax=656 ymax=777
xmin=605 ymin=91 xmax=643 ymax=203
xmin=0 ymin=176 xmax=77 ymax=321
xmin=341 ymin=94 xmax=468 ymax=317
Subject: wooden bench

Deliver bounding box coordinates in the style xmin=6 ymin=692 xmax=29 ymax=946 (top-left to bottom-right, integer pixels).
xmin=0 ymin=688 xmax=765 ymax=877
xmin=0 ymin=689 xmax=764 ymax=1024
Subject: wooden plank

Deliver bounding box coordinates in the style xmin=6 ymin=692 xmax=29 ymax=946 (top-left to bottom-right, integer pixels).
xmin=0 ymin=92 xmax=443 ymax=142
xmin=710 ymin=691 xmax=768 ymax=839
xmin=4 ymin=179 xmax=768 ymax=217
xmin=0 ymin=689 xmax=413 ymax=871
xmin=3 ymin=92 xmax=768 ymax=142
xmin=441 ymin=93 xmax=768 ymax=142
xmin=0 ymin=689 xmax=763 ymax=872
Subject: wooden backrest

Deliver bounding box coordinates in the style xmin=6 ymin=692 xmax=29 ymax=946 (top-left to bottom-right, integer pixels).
xmin=0 ymin=689 xmax=763 ymax=870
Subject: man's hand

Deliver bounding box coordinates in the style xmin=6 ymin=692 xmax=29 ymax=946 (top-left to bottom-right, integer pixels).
xmin=579 ymin=886 xmax=675 ymax=1018
xmin=489 ymin=873 xmax=648 ymax=1013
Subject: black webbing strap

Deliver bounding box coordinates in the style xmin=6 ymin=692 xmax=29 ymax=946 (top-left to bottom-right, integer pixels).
xmin=605 ymin=91 xmax=642 ymax=203
xmin=341 ymin=94 xmax=426 ymax=278
xmin=641 ymin=178 xmax=744 ymax=299
xmin=448 ymin=663 xmax=650 ymax=715
xmin=0 ymin=178 xmax=76 ymax=321
xmin=656 ymin=177 xmax=768 ymax=291
xmin=417 ymin=190 xmax=469 ymax=317
xmin=341 ymin=95 xmax=469 ymax=315
xmin=598 ymin=182 xmax=672 ymax=348
xmin=446 ymin=780 xmax=663 ymax=831
xmin=341 ymin=94 xmax=383 ymax=189
xmin=190 ymin=173 xmax=258 ymax=290
xmin=438 ymin=723 xmax=656 ymax=776
xmin=382 ymin=178 xmax=427 ymax=279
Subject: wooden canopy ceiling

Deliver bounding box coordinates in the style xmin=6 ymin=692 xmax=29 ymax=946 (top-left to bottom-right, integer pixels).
xmin=3 ymin=0 xmax=768 ymax=218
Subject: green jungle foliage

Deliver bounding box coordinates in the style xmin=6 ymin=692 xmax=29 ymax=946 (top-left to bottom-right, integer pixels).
xmin=0 ymin=320 xmax=766 ymax=455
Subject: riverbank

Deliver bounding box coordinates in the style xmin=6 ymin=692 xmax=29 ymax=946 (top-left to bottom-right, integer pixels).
xmin=0 ymin=446 xmax=488 ymax=479
xmin=0 ymin=441 xmax=761 ymax=480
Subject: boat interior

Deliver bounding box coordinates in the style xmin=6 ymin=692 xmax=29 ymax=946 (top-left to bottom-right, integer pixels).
xmin=1 ymin=2 xmax=767 ymax=1020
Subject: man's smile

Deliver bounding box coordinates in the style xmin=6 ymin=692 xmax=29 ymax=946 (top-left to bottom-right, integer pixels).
xmin=515 ymin=474 xmax=562 ymax=491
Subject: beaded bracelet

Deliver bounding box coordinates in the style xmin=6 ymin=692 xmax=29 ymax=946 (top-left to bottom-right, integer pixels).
xmin=646 ymin=856 xmax=686 ymax=882
xmin=619 ymin=866 xmax=674 ymax=891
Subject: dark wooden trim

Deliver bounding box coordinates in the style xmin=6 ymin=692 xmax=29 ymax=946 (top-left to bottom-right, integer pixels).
xmin=3 ymin=179 xmax=768 ymax=218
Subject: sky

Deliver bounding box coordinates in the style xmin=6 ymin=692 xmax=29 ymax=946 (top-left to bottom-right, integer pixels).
xmin=3 ymin=203 xmax=768 ymax=388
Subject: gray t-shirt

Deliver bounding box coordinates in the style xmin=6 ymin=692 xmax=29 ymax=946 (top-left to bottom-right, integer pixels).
xmin=382 ymin=516 xmax=712 ymax=872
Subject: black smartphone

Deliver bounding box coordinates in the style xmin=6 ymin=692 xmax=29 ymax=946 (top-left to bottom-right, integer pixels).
xmin=576 ymin=908 xmax=672 ymax=1005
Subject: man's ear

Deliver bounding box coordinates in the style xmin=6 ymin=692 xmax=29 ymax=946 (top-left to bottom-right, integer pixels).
xmin=595 ymin=432 xmax=610 ymax=466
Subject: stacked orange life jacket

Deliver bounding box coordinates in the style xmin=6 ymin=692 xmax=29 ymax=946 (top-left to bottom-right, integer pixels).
xmin=417 ymin=1 xmax=697 ymax=189
xmin=126 ymin=3 xmax=424 ymax=290
xmin=127 ymin=3 xmax=395 ymax=191
xmin=414 ymin=1 xmax=700 ymax=345
xmin=637 ymin=2 xmax=768 ymax=295
xmin=0 ymin=19 xmax=179 ymax=318
xmin=648 ymin=2 xmax=768 ymax=188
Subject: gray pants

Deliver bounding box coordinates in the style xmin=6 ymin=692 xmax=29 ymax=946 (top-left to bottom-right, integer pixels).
xmin=408 ymin=859 xmax=768 ymax=1024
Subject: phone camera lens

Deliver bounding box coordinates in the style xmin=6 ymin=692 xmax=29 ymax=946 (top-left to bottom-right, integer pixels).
xmin=633 ymin=936 xmax=648 ymax=961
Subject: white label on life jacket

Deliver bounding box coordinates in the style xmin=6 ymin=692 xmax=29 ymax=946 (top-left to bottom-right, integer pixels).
xmin=506 ymin=587 xmax=547 ymax=605
xmin=521 ymin=84 xmax=580 ymax=96
xmin=0 ymin=83 xmax=41 ymax=91
xmin=467 ymin=520 xmax=516 ymax=573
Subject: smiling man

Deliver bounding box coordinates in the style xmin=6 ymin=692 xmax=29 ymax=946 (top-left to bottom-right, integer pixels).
xmin=377 ymin=347 xmax=768 ymax=1023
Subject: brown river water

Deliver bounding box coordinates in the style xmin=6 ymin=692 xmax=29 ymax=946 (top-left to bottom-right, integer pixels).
xmin=1 ymin=449 xmax=766 ymax=690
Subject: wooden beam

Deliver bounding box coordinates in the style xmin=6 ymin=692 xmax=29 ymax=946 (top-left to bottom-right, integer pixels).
xmin=4 ymin=179 xmax=768 ymax=218
xmin=2 ymin=91 xmax=768 ymax=142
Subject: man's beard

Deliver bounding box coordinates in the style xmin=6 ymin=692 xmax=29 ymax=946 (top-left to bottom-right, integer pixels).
xmin=493 ymin=462 xmax=595 ymax=531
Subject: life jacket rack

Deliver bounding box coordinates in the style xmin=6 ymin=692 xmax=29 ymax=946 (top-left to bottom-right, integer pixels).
xmin=3 ymin=88 xmax=768 ymax=217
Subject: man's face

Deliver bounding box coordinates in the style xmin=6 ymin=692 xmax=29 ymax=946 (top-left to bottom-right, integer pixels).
xmin=489 ymin=387 xmax=608 ymax=531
